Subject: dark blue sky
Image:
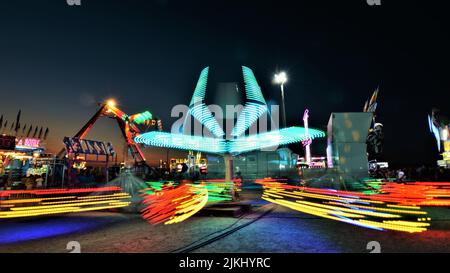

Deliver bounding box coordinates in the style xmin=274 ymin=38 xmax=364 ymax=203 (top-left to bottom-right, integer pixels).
xmin=0 ymin=0 xmax=449 ymax=165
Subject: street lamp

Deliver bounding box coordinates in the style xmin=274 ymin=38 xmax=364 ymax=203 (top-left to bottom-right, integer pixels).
xmin=274 ymin=72 xmax=288 ymax=128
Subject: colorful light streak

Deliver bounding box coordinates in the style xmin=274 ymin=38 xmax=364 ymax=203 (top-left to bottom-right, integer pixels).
xmin=140 ymin=179 xmax=239 ymax=224
xmin=303 ymin=181 xmax=450 ymax=207
xmin=256 ymin=179 xmax=431 ymax=233
xmin=228 ymin=127 xmax=325 ymax=154
xmin=135 ymin=132 xmax=228 ymax=154
xmin=203 ymin=179 xmax=242 ymax=202
xmin=0 ymin=187 xmax=131 ymax=219
xmin=141 ymin=183 xmax=209 ymax=225
xmin=135 ymin=127 xmax=325 ymax=155
xmin=145 ymin=180 xmax=239 ymax=203
xmin=371 ymin=182 xmax=450 ymax=206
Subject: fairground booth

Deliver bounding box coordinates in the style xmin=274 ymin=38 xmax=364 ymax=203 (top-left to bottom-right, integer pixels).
xmin=0 ymin=135 xmax=54 ymax=189
xmin=62 ymin=136 xmax=118 ymax=187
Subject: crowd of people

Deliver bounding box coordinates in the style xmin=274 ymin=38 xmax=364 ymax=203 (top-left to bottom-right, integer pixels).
xmin=67 ymin=167 xmax=117 ymax=188
xmin=370 ymin=165 xmax=450 ymax=182
xmin=2 ymin=163 xmax=450 ymax=191
xmin=0 ymin=174 xmax=45 ymax=190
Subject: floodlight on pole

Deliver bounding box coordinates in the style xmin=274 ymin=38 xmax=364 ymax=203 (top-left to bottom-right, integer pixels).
xmin=274 ymin=72 xmax=287 ymax=85
xmin=274 ymin=72 xmax=288 ymax=128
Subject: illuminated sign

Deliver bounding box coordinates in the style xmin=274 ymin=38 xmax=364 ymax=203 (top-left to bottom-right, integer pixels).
xmin=16 ymin=138 xmax=41 ymax=148
xmin=0 ymin=135 xmax=16 ymax=151
xmin=63 ymin=137 xmax=115 ymax=156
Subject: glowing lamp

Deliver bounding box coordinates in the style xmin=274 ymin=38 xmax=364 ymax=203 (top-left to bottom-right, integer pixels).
xmin=106 ymin=99 xmax=116 ymax=108
xmin=274 ymin=72 xmax=287 ymax=85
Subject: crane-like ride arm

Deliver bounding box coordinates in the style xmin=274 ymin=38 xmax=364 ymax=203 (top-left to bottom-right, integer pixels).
xmin=57 ymin=99 xmax=154 ymax=164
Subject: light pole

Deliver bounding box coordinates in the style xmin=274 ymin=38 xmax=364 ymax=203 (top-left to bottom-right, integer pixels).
xmin=303 ymin=109 xmax=312 ymax=165
xmin=274 ymin=72 xmax=288 ymax=128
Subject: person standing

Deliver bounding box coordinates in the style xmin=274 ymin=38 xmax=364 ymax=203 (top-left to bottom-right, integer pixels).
xmin=35 ymin=175 xmax=44 ymax=188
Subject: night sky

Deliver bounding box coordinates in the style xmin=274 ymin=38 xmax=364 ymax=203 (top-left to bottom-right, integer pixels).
xmin=0 ymin=0 xmax=449 ymax=166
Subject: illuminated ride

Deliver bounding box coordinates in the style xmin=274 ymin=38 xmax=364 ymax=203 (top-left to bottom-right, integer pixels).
xmin=57 ymin=99 xmax=159 ymax=166
xmin=134 ymin=66 xmax=325 ymax=224
xmin=135 ymin=66 xmax=325 ymax=155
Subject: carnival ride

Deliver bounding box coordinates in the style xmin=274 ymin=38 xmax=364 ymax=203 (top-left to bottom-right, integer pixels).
xmin=135 ymin=66 xmax=326 ymax=155
xmin=57 ymin=99 xmax=159 ymax=165
xmin=133 ymin=66 xmax=326 ymax=225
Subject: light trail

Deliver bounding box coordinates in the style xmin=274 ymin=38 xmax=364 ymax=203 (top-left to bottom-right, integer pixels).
xmin=0 ymin=187 xmax=131 ymax=219
xmin=256 ymin=179 xmax=433 ymax=233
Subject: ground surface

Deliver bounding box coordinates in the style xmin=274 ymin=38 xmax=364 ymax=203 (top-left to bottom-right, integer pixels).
xmin=1 ymin=190 xmax=449 ymax=253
